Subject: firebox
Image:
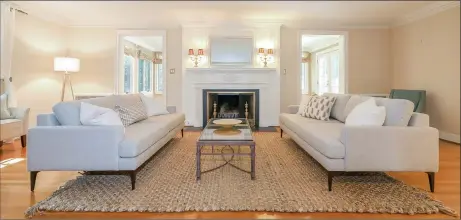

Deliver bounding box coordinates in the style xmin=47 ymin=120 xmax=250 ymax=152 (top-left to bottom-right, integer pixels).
xmin=202 ymin=89 xmax=259 ymax=128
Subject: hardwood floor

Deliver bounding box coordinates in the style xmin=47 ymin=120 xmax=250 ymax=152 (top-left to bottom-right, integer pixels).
xmin=1 ymin=132 xmax=459 ymax=219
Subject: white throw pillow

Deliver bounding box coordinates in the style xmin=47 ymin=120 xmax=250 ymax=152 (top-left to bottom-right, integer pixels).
xmin=345 ymin=98 xmax=386 ymax=126
xmin=80 ymin=102 xmax=123 ymax=126
xmin=139 ymin=93 xmax=169 ymax=116
xmin=297 ymin=94 xmax=317 ymax=115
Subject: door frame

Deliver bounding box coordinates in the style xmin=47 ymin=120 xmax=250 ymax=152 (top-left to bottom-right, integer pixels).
xmin=297 ymin=30 xmax=348 ymax=102
xmin=115 ymin=30 xmax=167 ymax=104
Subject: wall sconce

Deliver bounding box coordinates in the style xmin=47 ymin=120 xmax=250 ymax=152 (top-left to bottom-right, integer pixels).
xmin=258 ymin=48 xmax=274 ymax=67
xmin=188 ymin=48 xmax=204 ymax=67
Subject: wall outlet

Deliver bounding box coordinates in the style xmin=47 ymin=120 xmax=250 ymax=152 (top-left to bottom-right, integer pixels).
xmin=185 ymin=120 xmax=191 ymax=126
xmin=169 ymin=68 xmax=175 ymax=74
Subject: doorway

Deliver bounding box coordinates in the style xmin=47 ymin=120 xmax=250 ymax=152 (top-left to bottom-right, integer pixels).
xmin=299 ymin=31 xmax=347 ymax=96
xmin=115 ymin=30 xmax=166 ymax=103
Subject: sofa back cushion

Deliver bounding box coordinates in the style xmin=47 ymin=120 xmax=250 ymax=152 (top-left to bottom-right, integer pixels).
xmin=322 ymin=93 xmax=351 ymax=122
xmin=344 ymin=95 xmax=414 ymax=126
xmin=52 ymin=94 xmax=142 ymax=126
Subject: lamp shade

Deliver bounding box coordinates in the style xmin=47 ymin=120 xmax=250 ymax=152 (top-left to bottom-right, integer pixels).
xmin=197 ymin=49 xmax=204 ymax=56
xmin=258 ymin=48 xmax=265 ymax=54
xmin=267 ymin=49 xmax=274 ymax=55
xmin=54 ymin=57 xmax=80 ymax=72
xmin=188 ymin=49 xmax=195 ymax=55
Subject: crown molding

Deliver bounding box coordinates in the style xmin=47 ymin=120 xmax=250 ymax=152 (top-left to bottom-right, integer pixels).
xmin=393 ymin=1 xmax=460 ymax=27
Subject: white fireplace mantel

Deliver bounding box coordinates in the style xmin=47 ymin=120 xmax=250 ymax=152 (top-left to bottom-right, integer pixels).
xmin=182 ymin=68 xmax=280 ymax=127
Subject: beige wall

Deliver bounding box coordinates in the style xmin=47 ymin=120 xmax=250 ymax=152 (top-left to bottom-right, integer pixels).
xmin=12 ymin=13 xmax=67 ymax=127
xmin=280 ymin=27 xmax=392 ymax=112
xmin=391 ymin=7 xmax=460 ymax=136
xmin=67 ymin=28 xmax=117 ymax=94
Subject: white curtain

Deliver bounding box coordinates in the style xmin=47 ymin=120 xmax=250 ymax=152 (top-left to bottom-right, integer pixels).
xmin=1 ymin=2 xmax=17 ymax=107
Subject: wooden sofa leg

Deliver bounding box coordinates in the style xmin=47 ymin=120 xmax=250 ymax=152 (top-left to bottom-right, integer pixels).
xmin=328 ymin=171 xmax=342 ymax=191
xmin=181 ymin=129 xmax=184 ymax=138
xmin=280 ymin=129 xmax=283 ymax=138
xmin=30 ymin=171 xmax=39 ymax=191
xmin=0 ymin=141 xmax=3 ymax=147
xmin=427 ymin=172 xmax=435 ymax=192
xmin=130 ymin=171 xmax=136 ymax=190
xmin=21 ymin=135 xmax=27 ymax=148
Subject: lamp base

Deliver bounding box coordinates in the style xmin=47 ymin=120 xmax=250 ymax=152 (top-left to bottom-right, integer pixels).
xmin=61 ymin=73 xmax=75 ymax=101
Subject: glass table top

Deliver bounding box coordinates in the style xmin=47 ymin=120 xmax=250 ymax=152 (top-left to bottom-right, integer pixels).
xmin=198 ymin=118 xmax=253 ymax=141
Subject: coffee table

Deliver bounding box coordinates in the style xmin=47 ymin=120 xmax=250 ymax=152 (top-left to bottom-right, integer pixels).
xmin=196 ymin=118 xmax=256 ymax=180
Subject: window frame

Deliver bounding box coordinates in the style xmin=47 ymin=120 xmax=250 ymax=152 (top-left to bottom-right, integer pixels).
xmin=154 ymin=63 xmax=163 ymax=94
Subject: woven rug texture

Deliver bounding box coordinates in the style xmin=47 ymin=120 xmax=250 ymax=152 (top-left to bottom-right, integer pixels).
xmin=25 ymin=132 xmax=457 ymax=217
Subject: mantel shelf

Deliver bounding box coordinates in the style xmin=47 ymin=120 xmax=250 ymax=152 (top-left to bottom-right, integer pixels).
xmin=185 ymin=68 xmax=277 ymax=73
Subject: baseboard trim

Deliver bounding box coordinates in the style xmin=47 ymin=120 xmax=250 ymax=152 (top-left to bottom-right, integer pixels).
xmin=439 ymin=131 xmax=460 ymax=144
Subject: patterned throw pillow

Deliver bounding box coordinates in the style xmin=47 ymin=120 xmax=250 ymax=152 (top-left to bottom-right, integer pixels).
xmin=303 ymin=96 xmax=337 ymax=121
xmin=114 ymin=98 xmax=148 ymax=127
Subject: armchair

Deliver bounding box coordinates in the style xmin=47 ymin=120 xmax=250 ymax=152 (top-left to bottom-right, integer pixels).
xmin=389 ymin=89 xmax=426 ymax=113
xmin=0 ymin=94 xmax=30 ymax=147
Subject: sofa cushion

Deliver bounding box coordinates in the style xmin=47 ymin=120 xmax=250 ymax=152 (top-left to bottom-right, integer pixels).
xmin=114 ymin=96 xmax=148 ymax=127
xmin=304 ymin=96 xmax=336 ymax=121
xmin=344 ymin=95 xmax=414 ymax=126
xmin=322 ymin=93 xmax=351 ymax=122
xmin=280 ymin=113 xmax=345 ymax=159
xmin=119 ymin=113 xmax=185 ymax=158
xmin=375 ymin=97 xmax=414 ymax=126
xmin=52 ymin=95 xmax=118 ymax=126
xmin=0 ymin=94 xmax=13 ymax=120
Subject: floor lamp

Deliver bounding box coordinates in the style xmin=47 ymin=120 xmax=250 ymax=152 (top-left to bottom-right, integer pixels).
xmin=54 ymin=57 xmax=80 ymax=101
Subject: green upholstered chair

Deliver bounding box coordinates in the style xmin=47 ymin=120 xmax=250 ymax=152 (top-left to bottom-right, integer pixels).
xmin=389 ymin=89 xmax=426 ymax=113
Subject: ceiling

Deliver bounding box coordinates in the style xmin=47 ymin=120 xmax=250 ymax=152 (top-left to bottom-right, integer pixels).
xmin=10 ymin=1 xmax=456 ymax=28
xmin=302 ymin=35 xmax=340 ymax=52
xmin=124 ymin=36 xmax=163 ymax=51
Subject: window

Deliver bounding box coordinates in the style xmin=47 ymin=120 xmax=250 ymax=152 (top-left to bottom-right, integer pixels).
xmin=316 ymin=50 xmax=340 ymax=95
xmin=138 ymin=59 xmax=153 ymax=93
xmin=155 ymin=64 xmax=163 ymax=94
xmin=123 ymin=55 xmax=134 ymax=94
xmin=300 ymin=62 xmax=309 ymax=94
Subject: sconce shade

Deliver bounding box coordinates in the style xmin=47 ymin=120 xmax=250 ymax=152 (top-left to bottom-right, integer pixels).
xmin=188 ymin=49 xmax=195 ymax=55
xmin=54 ymin=57 xmax=80 ymax=72
xmin=267 ymin=49 xmax=274 ymax=55
xmin=258 ymin=48 xmax=265 ymax=54
xmin=197 ymin=49 xmax=204 ymax=56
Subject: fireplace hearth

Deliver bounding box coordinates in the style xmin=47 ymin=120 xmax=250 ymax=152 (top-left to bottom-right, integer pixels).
xmin=202 ymin=89 xmax=259 ymax=128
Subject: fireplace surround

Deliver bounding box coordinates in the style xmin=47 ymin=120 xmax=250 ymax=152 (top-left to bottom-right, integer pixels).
xmin=202 ymin=89 xmax=259 ymax=128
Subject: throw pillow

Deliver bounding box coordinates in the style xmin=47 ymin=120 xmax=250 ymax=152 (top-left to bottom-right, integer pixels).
xmin=0 ymin=93 xmax=13 ymax=120
xmin=139 ymin=93 xmax=169 ymax=116
xmin=303 ymin=96 xmax=336 ymax=121
xmin=80 ymin=102 xmax=123 ymax=126
xmin=345 ymin=98 xmax=386 ymax=126
xmin=297 ymin=94 xmax=317 ymax=115
xmin=114 ymin=99 xmax=148 ymax=127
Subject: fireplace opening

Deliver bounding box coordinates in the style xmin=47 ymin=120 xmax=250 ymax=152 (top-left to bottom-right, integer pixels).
xmin=203 ymin=89 xmax=259 ymax=128
xmin=217 ymin=95 xmax=240 ymax=118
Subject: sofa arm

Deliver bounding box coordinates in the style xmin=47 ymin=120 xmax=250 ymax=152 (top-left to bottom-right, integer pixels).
xmin=287 ymin=105 xmax=299 ymax=114
xmin=9 ymin=107 xmax=30 ymax=134
xmin=27 ymin=125 xmax=125 ymax=171
xmin=340 ymin=126 xmax=439 ymax=172
xmin=167 ymin=106 xmax=176 ymax=113
xmin=408 ymin=112 xmax=429 ymax=127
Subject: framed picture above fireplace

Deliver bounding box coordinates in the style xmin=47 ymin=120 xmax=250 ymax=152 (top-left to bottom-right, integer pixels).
xmin=209 ymin=37 xmax=254 ymax=66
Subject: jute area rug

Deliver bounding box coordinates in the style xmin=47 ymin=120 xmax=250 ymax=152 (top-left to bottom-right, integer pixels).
xmin=26 ymin=132 xmax=457 ymax=217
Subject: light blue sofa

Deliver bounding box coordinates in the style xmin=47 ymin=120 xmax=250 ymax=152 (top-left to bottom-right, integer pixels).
xmin=27 ymin=95 xmax=185 ymax=191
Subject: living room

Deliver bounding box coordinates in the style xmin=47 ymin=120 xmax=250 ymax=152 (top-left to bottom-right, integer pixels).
xmin=1 ymin=1 xmax=460 ymax=219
